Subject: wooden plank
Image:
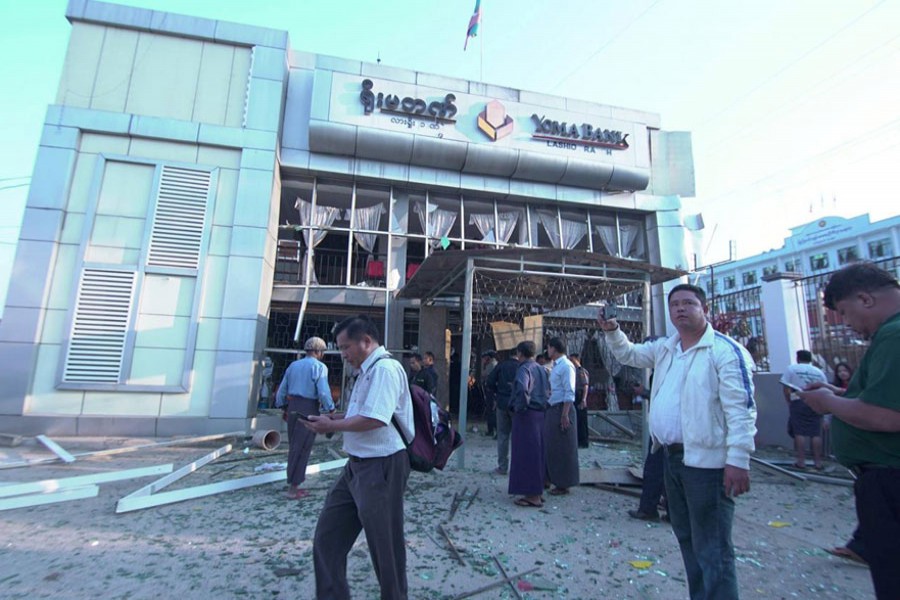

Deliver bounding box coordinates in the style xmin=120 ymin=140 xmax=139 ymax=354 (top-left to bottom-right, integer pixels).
xmin=0 ymin=485 xmax=99 ymax=511
xmin=590 ymin=412 xmax=636 ymax=438
xmin=590 ymin=483 xmax=642 ymax=498
xmin=115 ymin=458 xmax=347 ymax=513
xmin=438 ymin=523 xmax=465 ymax=566
xmin=453 ymin=567 xmax=540 ymax=600
xmin=0 ymin=431 xmax=245 ymax=470
xmin=579 ymin=467 xmax=642 ymax=486
xmin=36 ymin=435 xmax=76 ymax=463
xmin=121 ymin=445 xmax=231 ymax=498
xmin=492 ymin=555 xmax=522 ymax=600
xmin=0 ymin=464 xmax=174 ymax=498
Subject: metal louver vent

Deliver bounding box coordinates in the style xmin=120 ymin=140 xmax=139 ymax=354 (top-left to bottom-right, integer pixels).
xmin=63 ymin=269 xmax=136 ymax=383
xmin=147 ymin=166 xmax=211 ymax=269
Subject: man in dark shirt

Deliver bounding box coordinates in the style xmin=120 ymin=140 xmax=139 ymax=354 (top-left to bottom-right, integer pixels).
xmin=486 ymin=351 xmax=519 ymax=475
xmin=802 ymin=262 xmax=900 ymax=600
xmin=408 ymin=352 xmax=437 ymax=397
xmin=421 ymin=351 xmax=439 ymax=396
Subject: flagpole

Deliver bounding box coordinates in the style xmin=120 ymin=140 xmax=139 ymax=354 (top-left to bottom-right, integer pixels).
xmin=479 ymin=5 xmax=484 ymax=82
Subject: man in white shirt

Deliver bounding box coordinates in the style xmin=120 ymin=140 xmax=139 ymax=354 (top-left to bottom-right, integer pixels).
xmin=545 ymin=337 xmax=580 ymax=495
xmin=780 ymin=350 xmax=827 ymax=470
xmin=598 ymin=284 xmax=757 ymax=600
xmin=304 ymin=315 xmax=414 ymax=600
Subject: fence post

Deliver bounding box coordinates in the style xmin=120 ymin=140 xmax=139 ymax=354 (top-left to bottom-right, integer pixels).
xmin=760 ymin=272 xmax=809 ymax=373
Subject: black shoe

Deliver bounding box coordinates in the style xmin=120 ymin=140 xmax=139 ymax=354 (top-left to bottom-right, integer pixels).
xmin=628 ymin=509 xmax=660 ymax=522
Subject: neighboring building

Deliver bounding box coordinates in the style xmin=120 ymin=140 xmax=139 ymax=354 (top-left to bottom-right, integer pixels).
xmin=696 ymin=214 xmax=900 ymax=373
xmin=0 ymin=0 xmax=696 ymax=436
xmin=699 ymin=214 xmax=900 ymax=297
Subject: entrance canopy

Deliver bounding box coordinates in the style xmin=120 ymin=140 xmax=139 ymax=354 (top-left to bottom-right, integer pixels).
xmin=398 ymin=248 xmax=685 ymax=467
xmin=399 ymin=248 xmax=684 ymax=306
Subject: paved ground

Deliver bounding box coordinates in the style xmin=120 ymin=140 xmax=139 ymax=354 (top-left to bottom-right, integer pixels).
xmin=0 ymin=430 xmax=874 ymax=599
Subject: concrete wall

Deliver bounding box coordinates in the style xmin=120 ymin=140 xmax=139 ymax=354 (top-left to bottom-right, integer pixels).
xmin=0 ymin=0 xmax=287 ymax=435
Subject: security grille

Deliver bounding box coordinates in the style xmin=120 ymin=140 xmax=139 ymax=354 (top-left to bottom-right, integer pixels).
xmin=63 ymin=269 xmax=137 ymax=383
xmin=147 ymin=166 xmax=211 ymax=269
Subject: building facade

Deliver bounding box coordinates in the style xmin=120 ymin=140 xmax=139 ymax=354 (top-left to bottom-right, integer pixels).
xmin=0 ymin=0 xmax=696 ymax=436
xmin=699 ymin=214 xmax=900 ymax=297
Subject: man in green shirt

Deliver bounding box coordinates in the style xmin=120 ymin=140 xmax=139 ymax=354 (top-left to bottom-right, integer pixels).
xmin=801 ymin=262 xmax=900 ymax=600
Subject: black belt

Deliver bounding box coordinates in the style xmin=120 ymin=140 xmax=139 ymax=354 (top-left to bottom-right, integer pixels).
xmin=662 ymin=443 xmax=684 ymax=454
xmin=348 ymin=454 xmax=380 ymax=463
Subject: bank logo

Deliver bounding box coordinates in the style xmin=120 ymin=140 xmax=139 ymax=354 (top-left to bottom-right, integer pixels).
xmin=477 ymin=100 xmax=514 ymax=141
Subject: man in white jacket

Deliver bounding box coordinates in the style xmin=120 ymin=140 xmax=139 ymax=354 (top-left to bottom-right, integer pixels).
xmin=598 ymin=283 xmax=757 ymax=600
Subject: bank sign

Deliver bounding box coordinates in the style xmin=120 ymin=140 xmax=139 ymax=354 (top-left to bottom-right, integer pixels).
xmin=326 ymin=73 xmax=644 ymax=167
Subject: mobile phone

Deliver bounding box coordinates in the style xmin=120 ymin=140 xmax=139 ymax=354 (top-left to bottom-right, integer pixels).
xmin=782 ymin=382 xmax=805 ymax=393
xmin=290 ymin=411 xmax=313 ymax=421
xmin=602 ymin=302 xmax=618 ymax=321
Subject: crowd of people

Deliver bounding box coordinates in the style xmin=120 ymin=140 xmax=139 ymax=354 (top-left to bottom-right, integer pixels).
xmin=271 ymin=261 xmax=899 ymax=600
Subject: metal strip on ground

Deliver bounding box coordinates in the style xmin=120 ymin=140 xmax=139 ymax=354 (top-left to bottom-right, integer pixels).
xmin=0 ymin=485 xmax=99 ymax=511
xmin=120 ymin=445 xmax=231 ymax=499
xmin=0 ymin=464 xmax=174 ymax=498
xmin=0 ymin=431 xmax=246 ymax=470
xmin=115 ymin=458 xmax=347 ymax=513
xmin=35 ymin=435 xmax=76 ymax=463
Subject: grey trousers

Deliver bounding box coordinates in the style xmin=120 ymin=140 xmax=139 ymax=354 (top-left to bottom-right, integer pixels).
xmin=314 ymin=450 xmax=411 ymax=600
xmin=496 ymin=408 xmax=512 ymax=472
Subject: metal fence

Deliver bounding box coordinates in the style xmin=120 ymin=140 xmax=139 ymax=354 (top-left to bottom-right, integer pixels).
xmin=793 ymin=256 xmax=900 ymax=377
xmin=708 ymin=286 xmax=768 ymax=371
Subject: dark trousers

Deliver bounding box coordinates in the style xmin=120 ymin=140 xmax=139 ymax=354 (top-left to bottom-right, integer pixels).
xmin=664 ymin=449 xmax=738 ymax=600
xmin=286 ymin=397 xmax=318 ymax=486
xmin=485 ymin=393 xmax=497 ymax=434
xmin=496 ymin=408 xmax=512 ymax=472
xmin=576 ymin=405 xmax=589 ymax=448
xmin=638 ymin=447 xmax=666 ymax=516
xmin=855 ymin=468 xmax=900 ymax=599
xmin=314 ymin=450 xmax=411 ymax=600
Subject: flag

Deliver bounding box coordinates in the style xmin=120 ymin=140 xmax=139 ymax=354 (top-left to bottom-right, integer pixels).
xmin=464 ymin=0 xmax=482 ymax=50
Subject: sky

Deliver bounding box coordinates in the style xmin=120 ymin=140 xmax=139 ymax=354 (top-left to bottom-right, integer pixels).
xmin=1 ymin=0 xmax=899 ymax=310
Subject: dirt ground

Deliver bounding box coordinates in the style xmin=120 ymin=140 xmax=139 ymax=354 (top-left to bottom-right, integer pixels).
xmin=0 ymin=429 xmax=874 ymax=600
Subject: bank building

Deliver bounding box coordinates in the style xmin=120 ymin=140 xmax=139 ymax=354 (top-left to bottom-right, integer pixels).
xmin=0 ymin=0 xmax=697 ymax=436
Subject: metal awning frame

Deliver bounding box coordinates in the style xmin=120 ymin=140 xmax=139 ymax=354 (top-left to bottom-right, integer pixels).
xmin=397 ymin=249 xmax=683 ymax=467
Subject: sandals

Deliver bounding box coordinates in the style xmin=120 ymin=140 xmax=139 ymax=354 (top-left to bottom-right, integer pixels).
xmin=825 ymin=546 xmax=867 ymax=565
xmin=286 ymin=489 xmax=310 ymax=500
xmin=514 ymin=497 xmax=543 ymax=508
xmin=548 ymin=487 xmax=570 ymax=496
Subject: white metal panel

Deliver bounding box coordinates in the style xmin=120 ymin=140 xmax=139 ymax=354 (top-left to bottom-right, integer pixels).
xmin=0 ymin=464 xmax=173 ymax=498
xmin=0 ymin=485 xmax=99 ymax=512
xmin=63 ymin=268 xmax=137 ymax=383
xmin=147 ymin=166 xmax=212 ymax=270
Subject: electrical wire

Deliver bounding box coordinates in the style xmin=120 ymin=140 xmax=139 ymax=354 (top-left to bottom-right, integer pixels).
xmin=548 ymin=0 xmax=664 ymax=93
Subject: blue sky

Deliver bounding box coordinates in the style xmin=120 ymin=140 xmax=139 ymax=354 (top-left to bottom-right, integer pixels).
xmin=1 ymin=0 xmax=899 ymax=310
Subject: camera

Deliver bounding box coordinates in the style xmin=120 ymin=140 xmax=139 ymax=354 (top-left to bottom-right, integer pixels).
xmin=602 ymin=302 xmax=618 ymax=321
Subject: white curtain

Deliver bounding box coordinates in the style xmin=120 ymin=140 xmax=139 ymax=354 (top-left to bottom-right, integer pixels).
xmin=469 ymin=213 xmax=496 ymax=242
xmin=620 ymin=224 xmax=645 ymax=258
xmin=560 ymin=217 xmax=587 ymax=249
xmin=594 ymin=223 xmax=618 ymax=255
xmin=497 ymin=211 xmax=520 ymax=245
xmin=537 ymin=211 xmax=561 ymax=248
xmin=538 ymin=211 xmax=586 ymax=249
xmin=295 ymin=198 xmax=341 ymax=283
xmin=352 ymin=203 xmax=386 ymax=257
xmin=414 ymin=202 xmax=457 ymax=247
xmin=469 ymin=211 xmax=521 ymax=245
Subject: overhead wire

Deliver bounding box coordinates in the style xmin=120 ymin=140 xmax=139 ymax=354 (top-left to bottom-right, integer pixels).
xmin=699 ymin=31 xmax=900 ymax=155
xmin=548 ymin=0 xmax=664 ymax=93
xmin=695 ymin=0 xmax=890 ymax=129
